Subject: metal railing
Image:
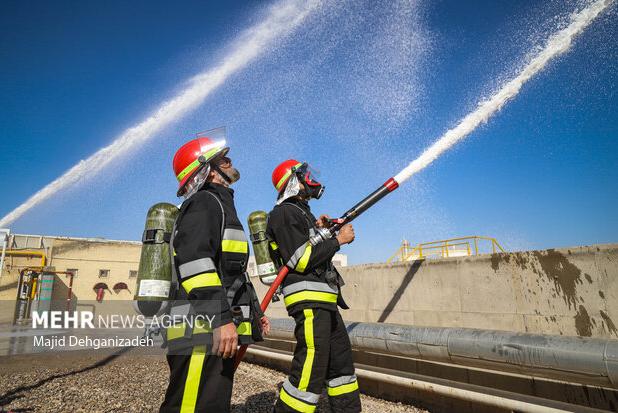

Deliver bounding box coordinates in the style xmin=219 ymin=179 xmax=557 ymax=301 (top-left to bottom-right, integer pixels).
xmin=387 ymin=236 xmax=505 ymax=263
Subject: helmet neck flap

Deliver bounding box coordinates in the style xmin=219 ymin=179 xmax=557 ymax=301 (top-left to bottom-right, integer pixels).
xmin=277 ymin=162 xmax=324 ymax=204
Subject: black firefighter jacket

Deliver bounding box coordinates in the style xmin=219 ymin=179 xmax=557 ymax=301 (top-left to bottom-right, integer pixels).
xmin=166 ymin=183 xmax=263 ymax=351
xmin=267 ymin=198 xmax=348 ymax=316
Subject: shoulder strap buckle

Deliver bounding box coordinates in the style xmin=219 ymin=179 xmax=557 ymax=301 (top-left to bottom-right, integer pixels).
xmin=142 ymin=229 xmax=172 ymax=244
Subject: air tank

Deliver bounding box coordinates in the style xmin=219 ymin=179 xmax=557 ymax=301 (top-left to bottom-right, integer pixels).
xmin=248 ymin=211 xmax=278 ymax=285
xmin=134 ymin=202 xmax=179 ymax=317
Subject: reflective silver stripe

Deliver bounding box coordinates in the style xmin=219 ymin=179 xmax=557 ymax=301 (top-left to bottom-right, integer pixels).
xmin=223 ymin=228 xmax=247 ymax=242
xmin=286 ymin=243 xmax=309 ymax=268
xmin=178 ymin=257 xmax=216 ymax=279
xmin=282 ymin=281 xmax=338 ymax=296
xmin=170 ymin=303 xmax=191 ymax=317
xmin=283 ymin=378 xmax=320 ymax=404
xmin=327 ymin=375 xmax=357 ymax=388
xmin=240 ymin=305 xmax=250 ymax=319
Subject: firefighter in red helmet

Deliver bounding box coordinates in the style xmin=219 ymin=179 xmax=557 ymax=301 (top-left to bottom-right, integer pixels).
xmin=267 ymin=159 xmax=361 ymax=413
xmin=160 ymin=130 xmax=270 ymax=413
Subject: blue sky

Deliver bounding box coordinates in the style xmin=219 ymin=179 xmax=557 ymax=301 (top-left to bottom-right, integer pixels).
xmin=1 ymin=0 xmax=616 ymax=264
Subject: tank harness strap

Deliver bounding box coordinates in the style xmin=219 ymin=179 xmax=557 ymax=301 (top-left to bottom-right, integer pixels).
xmin=203 ymin=190 xmax=249 ymax=276
xmin=204 ymin=191 xmax=261 ymax=322
xmin=162 ymin=219 xmax=180 ymax=348
xmin=265 ymin=212 xmax=283 ymax=267
xmin=250 ymin=230 xmax=267 ymax=243
xmin=280 ymin=202 xmax=313 ymax=226
xmin=202 ymin=191 xmax=238 ymax=304
xmin=142 ymin=228 xmax=172 ymax=244
xmin=226 ymin=272 xmax=249 ymax=303
xmin=203 ymin=191 xmax=226 ymax=246
xmin=169 ymin=223 xmax=179 ymax=295
xmin=277 ymin=202 xmax=315 ymax=269
xmin=163 ymin=231 xmax=171 ymax=243
xmin=280 ymin=202 xmax=344 ymax=288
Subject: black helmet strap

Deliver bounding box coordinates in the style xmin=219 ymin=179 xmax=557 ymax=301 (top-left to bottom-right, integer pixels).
xmin=211 ymin=162 xmax=233 ymax=184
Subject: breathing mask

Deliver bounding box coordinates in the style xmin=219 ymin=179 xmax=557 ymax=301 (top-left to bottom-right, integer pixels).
xmin=295 ymin=162 xmax=324 ymax=200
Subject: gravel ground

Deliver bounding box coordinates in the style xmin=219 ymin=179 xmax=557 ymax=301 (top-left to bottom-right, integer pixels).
xmin=0 ymin=348 xmax=429 ymax=412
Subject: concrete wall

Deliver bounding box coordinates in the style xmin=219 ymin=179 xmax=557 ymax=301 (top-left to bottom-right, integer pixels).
xmin=3 ymin=234 xmax=616 ymax=338
xmin=254 ymin=243 xmax=618 ymax=339
xmin=0 ymin=235 xmax=141 ymax=324
xmin=49 ymin=238 xmax=141 ymax=302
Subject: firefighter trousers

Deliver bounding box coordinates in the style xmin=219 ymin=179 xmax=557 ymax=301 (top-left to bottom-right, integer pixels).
xmin=160 ymin=345 xmax=234 ymax=413
xmin=274 ymin=308 xmax=361 ymax=413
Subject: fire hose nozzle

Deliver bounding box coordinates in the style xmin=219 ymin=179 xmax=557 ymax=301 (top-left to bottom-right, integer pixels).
xmin=324 ymin=217 xmax=345 ymax=226
xmin=309 ymin=227 xmax=333 ymax=246
xmin=235 ymin=176 xmax=401 ymax=371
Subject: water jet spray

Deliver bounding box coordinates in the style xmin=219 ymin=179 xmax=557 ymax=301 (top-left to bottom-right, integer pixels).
xmin=235 ymin=0 xmax=615 ymax=369
xmin=0 ymin=0 xmax=321 ymax=228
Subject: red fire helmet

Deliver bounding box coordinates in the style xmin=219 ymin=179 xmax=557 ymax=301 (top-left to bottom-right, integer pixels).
xmin=272 ymin=159 xmax=303 ymax=192
xmin=173 ymin=137 xmax=228 ymax=196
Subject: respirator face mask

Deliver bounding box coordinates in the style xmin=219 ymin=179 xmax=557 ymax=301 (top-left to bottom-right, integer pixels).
xmin=296 ymin=163 xmax=324 ymax=200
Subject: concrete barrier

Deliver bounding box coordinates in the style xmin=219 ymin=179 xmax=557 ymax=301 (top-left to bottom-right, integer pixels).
xmin=3 ymin=241 xmax=616 ymax=338
xmin=254 ymin=243 xmax=618 ymax=339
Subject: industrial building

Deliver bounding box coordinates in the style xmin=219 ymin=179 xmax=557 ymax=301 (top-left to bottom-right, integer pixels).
xmin=0 ymin=231 xmax=347 ymax=325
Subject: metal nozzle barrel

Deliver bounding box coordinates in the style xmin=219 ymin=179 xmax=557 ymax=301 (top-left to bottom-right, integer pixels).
xmin=329 ymin=177 xmax=399 ymax=236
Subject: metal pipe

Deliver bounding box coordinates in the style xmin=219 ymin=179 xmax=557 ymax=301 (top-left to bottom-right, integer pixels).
xmin=14 ymin=268 xmax=72 ymax=322
xmin=245 ymin=347 xmax=606 ymax=413
xmin=267 ymin=318 xmax=618 ymax=389
xmin=3 ymin=250 xmax=47 ymax=268
xmin=0 ymin=229 xmax=9 ymax=278
xmin=66 ymin=271 xmax=74 ymax=311
xmin=14 ymin=268 xmax=38 ymax=324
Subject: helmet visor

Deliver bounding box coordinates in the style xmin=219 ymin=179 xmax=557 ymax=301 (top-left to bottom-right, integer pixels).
xmin=196 ymin=126 xmax=229 ymax=164
xmin=300 ymin=164 xmax=322 ymax=187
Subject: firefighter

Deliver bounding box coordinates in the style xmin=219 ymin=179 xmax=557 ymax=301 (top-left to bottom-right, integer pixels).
xmin=268 ymin=160 xmax=361 ymax=413
xmin=160 ymin=133 xmax=270 ymax=413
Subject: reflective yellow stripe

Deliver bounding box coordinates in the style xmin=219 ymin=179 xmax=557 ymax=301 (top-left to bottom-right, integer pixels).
xmin=295 ymin=245 xmax=312 ymax=272
xmin=169 ymin=322 xmax=246 ymax=340
xmin=275 ymin=162 xmax=303 ymax=191
xmin=327 ymin=380 xmax=359 ymax=397
xmin=167 ymin=324 xmax=186 ymax=341
xmin=176 ymin=146 xmax=222 ymax=181
xmin=279 ymin=387 xmax=316 ymax=413
xmin=194 ymin=319 xmax=212 ymax=335
xmin=180 ymin=345 xmax=207 ymax=413
xmin=221 ymin=240 xmax=248 ymax=254
xmin=177 ymin=158 xmax=201 ymax=182
xmin=237 ymin=321 xmax=252 ymax=336
xmin=167 ymin=320 xmax=213 ymax=341
xmin=284 ymin=291 xmax=338 ymax=307
xmin=299 ymin=309 xmax=315 ymax=391
xmin=270 ymin=241 xmax=279 ymax=251
xmin=182 ymin=272 xmax=222 ymax=293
